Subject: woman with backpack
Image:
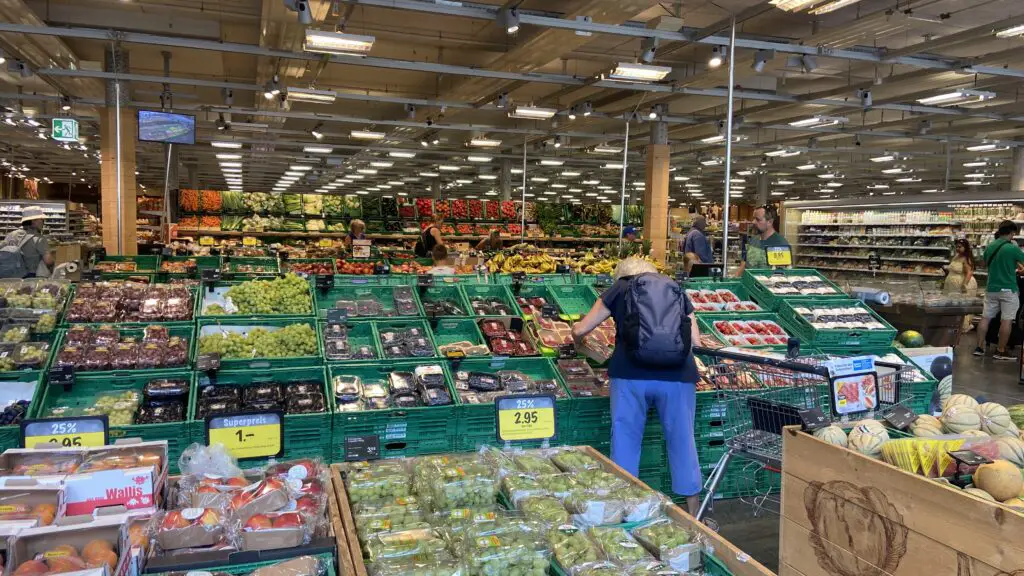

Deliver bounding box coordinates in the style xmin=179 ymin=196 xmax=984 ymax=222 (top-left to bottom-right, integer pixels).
xmin=571 ymin=257 xmax=702 ymax=514
xmin=414 ymin=214 xmax=445 ymax=257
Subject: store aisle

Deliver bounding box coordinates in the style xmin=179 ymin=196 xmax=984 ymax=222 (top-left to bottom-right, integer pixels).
xmin=953 ymin=340 xmax=1023 ymax=405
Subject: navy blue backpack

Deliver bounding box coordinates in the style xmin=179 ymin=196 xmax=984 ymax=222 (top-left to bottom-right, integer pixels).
xmin=620 ymin=273 xmax=692 ymax=367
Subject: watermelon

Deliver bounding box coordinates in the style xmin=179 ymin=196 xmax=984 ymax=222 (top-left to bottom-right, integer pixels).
xmin=898 ymin=330 xmax=925 ymax=348
xmin=1009 ymin=404 xmax=1024 ymax=430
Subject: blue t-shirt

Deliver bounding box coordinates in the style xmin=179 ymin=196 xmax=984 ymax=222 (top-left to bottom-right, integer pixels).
xmin=683 ymin=229 xmax=713 ymax=264
xmin=600 ymin=278 xmax=699 ymax=383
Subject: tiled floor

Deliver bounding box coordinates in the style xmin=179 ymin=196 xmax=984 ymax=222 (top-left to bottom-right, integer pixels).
xmin=706 ymin=340 xmax=1022 ymax=572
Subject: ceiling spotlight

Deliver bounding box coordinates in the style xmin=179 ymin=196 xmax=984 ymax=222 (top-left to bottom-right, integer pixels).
xmin=567 ymin=106 xmax=577 ymax=121
xmin=857 ymin=88 xmax=872 ymax=108
xmin=708 ymin=47 xmax=723 ymax=69
xmin=580 ymin=101 xmax=593 ymax=117
xmin=553 ymin=135 xmax=565 ymax=148
xmin=495 ymin=93 xmax=509 ymax=109
xmin=215 ymin=113 xmax=228 ymax=131
xmin=800 ymin=54 xmax=817 ymax=73
xmin=639 ymin=36 xmax=659 ymax=64
xmin=60 ymin=96 xmax=71 ymax=112
xmin=405 ymin=103 xmax=416 ymax=119
xmin=497 ymin=7 xmax=520 ymax=34
xmin=420 ymin=138 xmax=430 ymax=147
xmin=0 ymin=50 xmax=5 ymax=66
xmin=263 ymin=75 xmax=281 ymax=100
xmin=751 ymin=49 xmax=774 ymax=73
xmin=648 ymin=106 xmax=659 ymax=120
xmin=310 ymin=122 xmax=324 ymax=140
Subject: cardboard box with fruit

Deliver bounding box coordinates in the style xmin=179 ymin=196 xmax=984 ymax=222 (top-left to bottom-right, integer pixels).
xmin=7 ymin=511 xmax=132 ymax=576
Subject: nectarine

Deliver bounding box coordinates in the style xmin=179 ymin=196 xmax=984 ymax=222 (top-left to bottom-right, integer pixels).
xmin=272 ymin=513 xmax=303 ymax=529
xmin=80 ymin=540 xmax=113 ymax=560
xmin=128 ymin=524 xmax=149 ymax=549
xmin=46 ymin=556 xmax=86 ymax=574
xmin=161 ymin=510 xmax=190 ymax=530
xmin=13 ymin=560 xmax=47 ymax=576
xmin=83 ymin=548 xmax=117 ymax=572
xmin=46 ymin=545 xmax=78 ymax=558
xmin=243 ymin=515 xmax=272 ymax=532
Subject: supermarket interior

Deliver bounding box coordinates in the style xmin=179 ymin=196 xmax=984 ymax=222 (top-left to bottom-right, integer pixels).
xmin=1 ymin=0 xmax=1024 ymax=575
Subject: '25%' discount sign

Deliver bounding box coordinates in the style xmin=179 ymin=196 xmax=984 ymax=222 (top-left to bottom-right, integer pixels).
xmin=207 ymin=412 xmax=284 ymax=460
xmin=21 ymin=416 xmax=109 ymax=449
xmin=495 ymin=395 xmax=557 ymax=443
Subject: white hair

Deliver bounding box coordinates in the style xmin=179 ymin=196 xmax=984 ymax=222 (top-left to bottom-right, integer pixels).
xmin=614 ymin=257 xmax=657 ymax=280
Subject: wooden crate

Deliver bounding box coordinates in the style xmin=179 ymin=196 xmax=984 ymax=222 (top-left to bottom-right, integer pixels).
xmin=779 ymin=425 xmax=1024 ymax=576
xmin=330 ymin=445 xmax=773 ymax=576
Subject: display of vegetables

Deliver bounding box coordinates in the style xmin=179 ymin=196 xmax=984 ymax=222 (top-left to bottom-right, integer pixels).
xmin=200 ymin=190 xmax=222 ymax=212
xmin=303 ymin=194 xmax=323 ymax=216
xmin=179 ymin=189 xmax=199 ymax=212
xmin=322 ymin=194 xmax=344 ymax=216
xmin=220 ymin=191 xmax=245 ymax=212
xmin=485 ymin=201 xmax=499 ymax=219
xmin=283 ymin=194 xmax=303 ymax=215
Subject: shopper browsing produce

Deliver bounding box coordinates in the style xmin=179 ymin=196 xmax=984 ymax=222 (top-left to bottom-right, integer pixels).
xmin=0 ymin=206 xmax=54 ymax=278
xmin=570 ymin=257 xmax=702 ymax=515
xmin=415 ymin=213 xmax=445 ymax=257
xmin=429 ymin=244 xmax=457 ymax=275
xmin=342 ymin=218 xmax=367 ymax=251
xmin=682 ymin=215 xmax=713 ymax=272
xmin=945 ymin=238 xmax=979 ymax=333
xmin=736 ymin=204 xmax=790 ymax=276
xmin=974 ymin=220 xmax=1024 ymax=361
xmin=476 ymin=229 xmax=503 ymax=252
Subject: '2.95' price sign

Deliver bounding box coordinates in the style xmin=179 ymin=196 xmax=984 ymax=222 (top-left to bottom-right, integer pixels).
xmin=495 ymin=395 xmax=557 ymax=443
xmin=21 ymin=416 xmax=109 ymax=449
xmin=206 ymin=412 xmax=283 ymax=460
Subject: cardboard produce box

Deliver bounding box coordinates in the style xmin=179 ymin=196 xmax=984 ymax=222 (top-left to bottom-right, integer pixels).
xmin=6 ymin=510 xmax=133 ymax=576
xmin=0 ymin=479 xmax=64 ymax=539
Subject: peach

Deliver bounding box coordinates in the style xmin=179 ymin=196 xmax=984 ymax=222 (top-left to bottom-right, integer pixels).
xmin=198 ymin=509 xmax=221 ymax=527
xmin=224 ymin=477 xmax=249 ymax=488
xmin=243 ymin=515 xmax=272 ymax=532
xmin=46 ymin=545 xmax=78 ymax=558
xmin=46 ymin=556 xmax=86 ymax=574
xmin=80 ymin=540 xmax=113 ymax=560
xmin=161 ymin=510 xmax=189 ymax=530
xmin=32 ymin=503 xmax=56 ymax=526
xmin=13 ymin=560 xmax=48 ymax=576
xmin=83 ymin=549 xmax=117 ymax=572
xmin=128 ymin=524 xmax=149 ymax=549
xmin=272 ymin=513 xmax=303 ymax=529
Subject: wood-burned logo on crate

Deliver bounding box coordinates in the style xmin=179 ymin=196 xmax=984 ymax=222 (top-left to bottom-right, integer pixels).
xmin=957 ymin=552 xmax=1024 ymax=575
xmin=804 ymin=480 xmax=908 ymax=575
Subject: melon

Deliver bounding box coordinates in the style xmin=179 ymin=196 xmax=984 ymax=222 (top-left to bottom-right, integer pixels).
xmin=980 ymin=402 xmax=1019 ymax=437
xmin=941 ymin=405 xmax=982 ymax=433
xmin=943 ymin=393 xmax=980 ymax=412
xmin=1009 ymin=404 xmax=1024 ymax=430
xmin=963 ymin=487 xmax=996 ymax=502
xmin=995 ymin=436 xmax=1024 ymax=468
xmin=1003 ymin=497 xmax=1024 ymax=510
xmin=960 ymin=429 xmax=990 ymax=438
xmin=897 ymin=330 xmax=925 ymax=348
xmin=847 ymin=419 xmax=889 ymax=457
xmin=937 ymin=375 xmax=953 ymax=409
xmin=909 ymin=414 xmax=943 ymax=438
xmin=812 ymin=425 xmax=848 ymax=448
xmin=974 ymin=460 xmax=1024 ymax=502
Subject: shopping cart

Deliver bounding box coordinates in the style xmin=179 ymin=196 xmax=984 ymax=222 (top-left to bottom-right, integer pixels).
xmin=693 ymin=345 xmax=916 ymax=521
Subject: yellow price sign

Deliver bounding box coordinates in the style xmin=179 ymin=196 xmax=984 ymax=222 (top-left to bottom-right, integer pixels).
xmin=199 ymin=236 xmax=215 ymax=246
xmin=206 ymin=412 xmax=283 ymax=460
xmin=21 ymin=417 xmax=108 ymax=449
xmin=495 ymin=395 xmax=557 ymax=443
xmin=242 ymin=236 xmax=259 ymax=247
xmin=318 ymin=239 xmax=334 ymax=248
xmin=766 ymin=246 xmax=793 ymax=267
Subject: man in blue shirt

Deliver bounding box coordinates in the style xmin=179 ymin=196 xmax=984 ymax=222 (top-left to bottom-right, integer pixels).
xmin=682 ymin=215 xmax=713 ymax=271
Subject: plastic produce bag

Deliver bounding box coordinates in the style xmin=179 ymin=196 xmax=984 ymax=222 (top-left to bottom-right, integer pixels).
xmin=548 ymin=525 xmax=602 ymax=572
xmin=613 ymin=486 xmax=664 ymax=523
xmin=367 ymin=558 xmax=463 ymax=576
xmin=155 ymin=508 xmax=227 ymax=551
xmin=630 ymin=518 xmax=702 ymax=572
xmin=627 ymin=561 xmax=683 ymax=575
xmin=551 ymin=448 xmax=603 ymax=473
xmin=354 ymin=496 xmax=429 ymax=542
xmin=514 ymin=453 xmax=560 ymax=475
xmin=347 ymin=462 xmax=413 ymax=504
xmin=431 ymin=507 xmax=501 ymax=548
xmin=364 ymin=527 xmax=448 ymax=563
xmin=461 ymin=519 xmax=549 ymax=576
xmin=177 ymin=443 xmax=244 ymax=481
xmin=233 ymin=510 xmax=313 ymax=551
xmin=574 ymin=469 xmax=629 ymax=494
xmin=518 ymin=495 xmax=569 ymax=525
xmin=426 ymin=461 xmax=497 ymax=510
xmin=564 ymin=490 xmax=627 ymax=526
xmin=588 ymin=526 xmax=655 ymax=566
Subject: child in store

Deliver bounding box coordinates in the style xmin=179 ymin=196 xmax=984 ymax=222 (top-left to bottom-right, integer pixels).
xmin=429 ymin=244 xmax=456 ymax=275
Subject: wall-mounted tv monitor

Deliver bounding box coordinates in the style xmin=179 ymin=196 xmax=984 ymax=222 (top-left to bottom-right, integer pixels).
xmin=138 ymin=110 xmax=196 ymax=145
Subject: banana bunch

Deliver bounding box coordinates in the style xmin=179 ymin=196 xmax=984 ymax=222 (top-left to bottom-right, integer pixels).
xmin=486 ymin=251 xmax=558 ymax=273
xmin=567 ymin=253 xmax=617 ymax=274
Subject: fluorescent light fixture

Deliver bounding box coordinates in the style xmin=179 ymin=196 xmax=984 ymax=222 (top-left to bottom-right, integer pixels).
xmin=895 ymin=177 xmax=922 ymax=182
xmin=964 ymin=180 xmax=990 ymax=185
xmin=469 ymin=138 xmax=502 ymax=147
xmin=289 ymin=165 xmax=313 ymax=171
xmin=348 ymin=174 xmax=365 ymax=179
xmin=922 ymin=189 xmax=941 ymax=193
xmin=966 ymin=142 xmax=1009 ymax=152
xmin=388 ymin=151 xmax=416 ymax=158
xmin=796 ymin=163 xmax=817 ymax=170
xmin=552 ymin=184 xmax=567 ymax=189
xmin=590 ymin=145 xmax=622 ymax=154
xmin=917 ymin=89 xmax=996 ymax=107
xmin=881 ymin=166 xmax=912 ymax=174
xmin=304 ymin=30 xmax=375 ymax=56
xmin=438 ymin=165 xmax=461 ymax=171
xmin=356 ymin=169 xmax=377 ymax=175
xmin=809 ymin=0 xmax=867 ymax=15
xmin=222 ymin=169 xmax=243 ymax=174
xmin=866 ymin=184 xmax=889 ymax=189
xmin=542 ymin=191 xmax=557 ymax=196
xmin=211 ymin=141 xmax=242 ymax=149
xmin=387 ymin=181 xmax=403 ymax=186
xmin=511 ymin=168 xmax=523 ymax=174
xmin=882 ymin=192 xmax=897 ymax=196
xmin=569 ymin=188 xmax=582 ymax=192
xmin=422 ymin=172 xmax=439 ymax=177
xmin=216 ymin=153 xmax=242 ymax=160
xmin=606 ymin=62 xmax=672 ymax=82
xmin=478 ymin=174 xmax=498 ymax=180
xmin=303 ymin=146 xmax=333 ymax=154
xmin=870 ymin=154 xmax=896 ymax=163
xmin=817 ymin=173 xmax=838 ymax=179
xmin=561 ymin=171 xmax=581 ymax=177
xmin=467 ymin=156 xmax=492 ymax=163
xmin=764 ymin=149 xmax=801 ymax=157
xmin=701 ymin=135 xmax=725 ymax=144
xmin=598 ymin=185 xmax=613 ymax=190
xmin=370 ymin=161 xmax=393 ymax=168
xmin=350 ymin=130 xmax=385 ymax=140
xmin=539 ymin=159 xmax=564 ymax=166
xmin=730 ymin=178 xmax=745 ymax=184
xmin=700 ymin=158 xmax=723 ymax=166
xmin=455 ymin=179 xmax=473 ymax=184
xmin=356 ymin=191 xmax=369 ymax=195
xmin=826 ymin=182 xmax=843 ymax=188
xmin=996 ymin=24 xmax=1024 ymax=38
xmin=685 ymin=183 xmax=701 ymax=188
xmin=285 ymin=87 xmax=337 ymax=104
xmin=603 ymin=163 xmax=625 ymax=169
xmin=530 ymin=177 xmax=550 ymax=182
xmin=788 ymin=115 xmax=848 ymax=128
xmin=771 ymin=191 xmax=785 ymax=196
xmin=402 ymin=177 xmax=420 ymax=182
xmin=962 ymin=159 xmax=989 ymax=167
xmin=219 ymin=162 xmax=242 ymax=168
xmin=775 ymin=180 xmax=794 ymax=185
xmin=673 ymin=176 xmax=690 ymax=181
xmin=964 ymin=172 xmax=993 ymax=178
xmin=508 ymin=105 xmax=557 ymax=120
xmin=585 ymin=192 xmax=599 ymax=197
xmin=583 ymin=180 xmax=600 ymax=185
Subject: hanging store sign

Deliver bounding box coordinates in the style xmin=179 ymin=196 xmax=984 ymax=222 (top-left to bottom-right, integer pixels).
xmin=51 ymin=118 xmax=79 ymax=143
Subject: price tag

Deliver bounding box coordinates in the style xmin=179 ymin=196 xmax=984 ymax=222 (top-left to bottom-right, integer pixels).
xmin=242 ymin=236 xmax=258 ymax=247
xmin=344 ymin=435 xmax=380 ymax=461
xmin=557 ymin=343 xmax=576 ymax=359
xmin=48 ymin=366 xmax=74 ymax=388
xmin=555 ymin=264 xmax=571 ymax=274
xmin=21 ymin=416 xmax=108 ymax=449
xmin=948 ymin=449 xmax=991 ymax=467
xmin=766 ymin=246 xmax=792 ymax=267
xmin=278 ymin=251 xmax=290 ymax=262
xmin=327 ymin=308 xmax=349 ymax=325
xmin=352 ymin=239 xmax=371 ymax=259
xmin=798 ymin=407 xmax=829 ymax=432
xmin=206 ymin=412 xmax=283 ymax=460
xmin=595 ymin=273 xmax=612 ymax=287
xmin=374 ymin=263 xmax=390 ymax=275
xmin=201 ymin=268 xmax=221 ymax=283
xmin=883 ymin=405 xmax=916 ymax=431
xmin=541 ymin=304 xmax=560 ymax=319
xmin=418 ymin=274 xmax=434 ymax=287
xmin=196 ymin=352 xmax=221 ymax=372
xmin=81 ymin=270 xmax=102 ymax=282
xmin=444 ymin=349 xmax=466 ymax=359
xmin=495 ymin=395 xmax=557 ymax=443
xmin=199 ymin=236 xmax=215 ymax=246
xmin=318 ymin=239 xmax=334 ymax=248
xmin=511 ymin=272 xmax=526 ymax=282
xmin=867 ymin=253 xmax=882 ymax=271
xmin=316 ymin=274 xmax=334 ymax=292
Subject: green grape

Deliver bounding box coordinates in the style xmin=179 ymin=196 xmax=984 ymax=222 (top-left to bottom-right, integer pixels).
xmin=347 ymin=469 xmax=413 ymax=504
xmin=588 ymin=526 xmax=654 ymax=565
xmin=575 ymin=469 xmax=628 ymax=492
xmin=462 ymin=519 xmax=548 ymax=576
xmin=551 ymin=449 xmax=602 ymax=473
xmin=198 ymin=323 xmax=316 ymax=359
xmin=548 ymin=525 xmax=601 ymax=571
xmin=204 ymin=304 xmax=227 ymax=315
xmin=2 ymin=327 xmax=28 ymax=343
xmin=0 ymin=357 xmax=13 ymax=372
xmin=514 ymin=454 xmax=560 ymax=475
xmin=518 ymin=495 xmax=569 ymax=525
xmin=223 ymin=273 xmax=312 ymax=315
xmin=427 ymin=462 xmax=497 ymax=510
xmin=34 ymin=313 xmax=55 ymax=334
xmin=631 ymin=518 xmax=692 ymax=555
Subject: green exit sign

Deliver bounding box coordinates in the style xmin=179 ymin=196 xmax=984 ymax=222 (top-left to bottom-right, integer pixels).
xmin=51 ymin=118 xmax=78 ymax=142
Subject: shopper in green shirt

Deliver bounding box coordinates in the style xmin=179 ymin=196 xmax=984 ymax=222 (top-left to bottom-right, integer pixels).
xmin=973 ymin=220 xmax=1024 ymax=361
xmin=736 ymin=205 xmax=790 ymax=276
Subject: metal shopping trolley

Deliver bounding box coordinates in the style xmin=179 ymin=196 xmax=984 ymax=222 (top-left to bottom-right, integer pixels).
xmin=693 ymin=345 xmax=917 ymax=521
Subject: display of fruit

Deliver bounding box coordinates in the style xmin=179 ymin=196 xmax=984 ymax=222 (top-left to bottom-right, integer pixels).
xmin=589 ymin=526 xmax=654 ymax=565
xmin=711 ymin=319 xmax=788 ymax=347
xmin=750 ymin=274 xmax=839 ymax=296
xmin=941 ymin=403 xmax=982 ymax=433
xmin=67 ymin=283 xmax=194 ymax=323
xmin=354 ymin=496 xmax=428 ymax=537
xmin=486 ymin=250 xmax=557 ymax=274
xmin=812 ymin=425 xmax=848 ymax=447
xmin=391 ymin=261 xmax=432 ymax=275
xmin=518 ymin=495 xmax=569 ymax=525
xmin=791 ymin=303 xmax=889 ymax=331
xmin=197 ymin=323 xmax=318 ymax=360
xmin=14 ymin=539 xmax=117 ymax=576
xmin=962 ymin=487 xmax=996 ymax=502
xmin=631 ymin=518 xmax=692 ymax=558
xmin=426 ymin=462 xmax=496 ymax=509
xmin=549 ymin=525 xmax=601 ymax=570
xmin=897 ymin=330 xmax=925 ymax=348
xmin=514 ymin=454 xmax=561 ymax=475
xmin=847 ymin=419 xmax=889 ymax=457
xmin=551 ymin=449 xmax=601 ymax=473
xmin=221 ymin=273 xmax=312 ymax=315
xmin=974 ymin=460 xmax=1023 ymax=501
xmin=462 ymin=520 xmax=548 ymax=576
xmin=979 ymin=402 xmax=1018 ymax=437
xmin=347 ymin=466 xmax=412 ymax=504
xmin=468 ymin=200 xmax=483 ymax=219
xmin=909 ymin=414 xmax=944 ymax=438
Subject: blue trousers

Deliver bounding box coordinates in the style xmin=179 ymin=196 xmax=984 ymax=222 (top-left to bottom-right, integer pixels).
xmin=610 ymin=378 xmax=702 ymax=496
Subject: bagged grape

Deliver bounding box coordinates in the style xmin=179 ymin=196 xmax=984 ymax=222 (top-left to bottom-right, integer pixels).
xmin=574 ymin=469 xmax=629 ymax=494
xmin=461 ymin=518 xmax=549 ymax=576
xmin=501 ymin=474 xmax=545 ymax=504
xmin=364 ymin=527 xmax=448 ymax=563
xmin=346 ymin=461 xmax=412 ymax=504
xmin=574 ymin=561 xmax=624 ymax=576
xmin=431 ymin=507 xmax=500 ymax=548
xmin=630 ymin=518 xmax=702 ymax=572
xmin=564 ymin=489 xmax=627 ymax=526
xmin=627 ymin=561 xmax=682 ymax=575
xmin=550 ymin=448 xmax=603 ymax=473
xmin=534 ymin=474 xmax=577 ymax=500
xmin=514 ymin=453 xmax=560 ymax=476
xmin=353 ymin=495 xmax=429 ymax=543
xmin=548 ymin=524 xmax=602 ymax=572
xmin=588 ymin=526 xmax=655 ymax=566
xmin=367 ymin=558 xmax=462 ymax=576
xmin=426 ymin=461 xmax=497 ymax=510
xmin=613 ymin=485 xmax=664 ymax=523
xmin=518 ymin=495 xmax=569 ymax=526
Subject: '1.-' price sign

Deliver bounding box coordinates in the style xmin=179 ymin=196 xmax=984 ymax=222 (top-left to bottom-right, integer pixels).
xmin=21 ymin=416 xmax=108 ymax=449
xmin=206 ymin=412 xmax=283 ymax=460
xmin=495 ymin=395 xmax=557 ymax=443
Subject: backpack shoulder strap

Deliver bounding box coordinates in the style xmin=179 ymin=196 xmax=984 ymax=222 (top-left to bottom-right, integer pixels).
xmin=986 ymin=240 xmax=1009 ymax=267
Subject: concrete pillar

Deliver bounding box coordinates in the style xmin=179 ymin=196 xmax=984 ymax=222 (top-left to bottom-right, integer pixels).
xmin=431 ymin=179 xmax=441 ymax=199
xmin=100 ymin=45 xmax=137 ymax=255
xmin=756 ymin=173 xmax=769 ymax=205
xmin=500 ymin=160 xmax=512 ymax=201
xmin=644 ymin=143 xmax=670 ymax=263
xmin=1012 ymin=147 xmax=1024 ymax=192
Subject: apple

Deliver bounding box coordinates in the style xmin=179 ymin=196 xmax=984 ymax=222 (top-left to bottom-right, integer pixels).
xmin=161 ymin=511 xmax=189 ymax=530
xmin=272 ymin=512 xmax=303 ymax=529
xmin=198 ymin=509 xmax=221 ymax=527
xmin=294 ymin=496 xmax=319 ymax=514
xmin=224 ymin=477 xmax=249 ymax=488
xmin=243 ymin=515 xmax=272 ymax=532
xmin=299 ymin=478 xmax=323 ymax=496
xmin=196 ymin=485 xmax=219 ymax=494
xmin=258 ymin=477 xmax=285 ymax=496
xmin=230 ymin=491 xmax=254 ymax=510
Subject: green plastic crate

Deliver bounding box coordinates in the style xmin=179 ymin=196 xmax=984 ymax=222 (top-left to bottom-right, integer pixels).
xmin=548 ymin=284 xmax=599 ymax=320
xmin=0 ymin=372 xmax=43 ymax=452
xmin=374 ymin=319 xmax=437 ymax=359
xmin=319 ymin=320 xmax=380 ymax=362
xmin=147 ymin=550 xmax=335 ymax=576
xmin=330 ymin=274 xmax=409 ymax=287
xmin=696 ymin=312 xmax=797 ymax=350
xmin=283 ymin=258 xmax=336 ymax=275
xmin=60 ymin=285 xmax=199 ymax=328
xmin=158 ymin=255 xmax=221 ymax=278
xmin=453 ymin=357 xmax=573 ymax=451
xmin=493 ymin=274 xmax=573 ymax=285
xmin=52 ymin=323 xmax=195 ymax=376
xmin=314 ymin=283 xmax=422 ymax=320
xmin=191 ymin=365 xmax=332 ymax=466
xmin=741 ymin=268 xmax=847 ymax=311
xmin=328 ymin=360 xmax=458 ymax=460
xmin=198 ymin=278 xmax=315 ymax=320
xmin=428 ymin=317 xmax=489 ymax=356
xmin=418 ymin=284 xmax=473 ymax=317
xmin=682 ymin=280 xmax=762 ymax=313
xmin=36 ymin=369 xmax=193 ymax=473
xmin=461 ymin=284 xmax=522 ymax=317
xmin=776 ymin=298 xmax=897 ymax=348
xmin=221 ymin=257 xmax=279 ymax=276
xmin=95 ymin=255 xmax=160 ymax=273
xmin=508 ymin=284 xmax=560 ymax=320
xmin=195 ymin=318 xmax=323 ymax=369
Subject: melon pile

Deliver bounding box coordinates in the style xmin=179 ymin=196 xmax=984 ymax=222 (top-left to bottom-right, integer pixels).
xmin=812 ymin=420 xmax=889 ymax=457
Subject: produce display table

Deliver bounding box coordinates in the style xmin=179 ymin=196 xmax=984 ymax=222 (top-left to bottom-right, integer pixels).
xmin=870 ymin=302 xmax=983 ymax=346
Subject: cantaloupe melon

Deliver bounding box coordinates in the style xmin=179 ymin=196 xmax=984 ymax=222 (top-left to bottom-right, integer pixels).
xmin=941 ymin=405 xmax=982 ymax=433
xmin=963 ymin=487 xmax=996 ymax=502
xmin=937 ymin=376 xmax=953 ymax=410
xmin=996 ymin=436 xmax=1024 ymax=468
xmin=943 ymin=393 xmax=979 ymax=412
xmin=910 ymin=414 xmax=943 ymax=438
xmin=847 ymin=420 xmax=889 ymax=457
xmin=974 ymin=460 xmax=1024 ymax=502
xmin=812 ymin=425 xmax=848 ymax=447
xmin=960 ymin=429 xmax=990 ymax=438
xmin=980 ymin=402 xmax=1019 ymax=437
